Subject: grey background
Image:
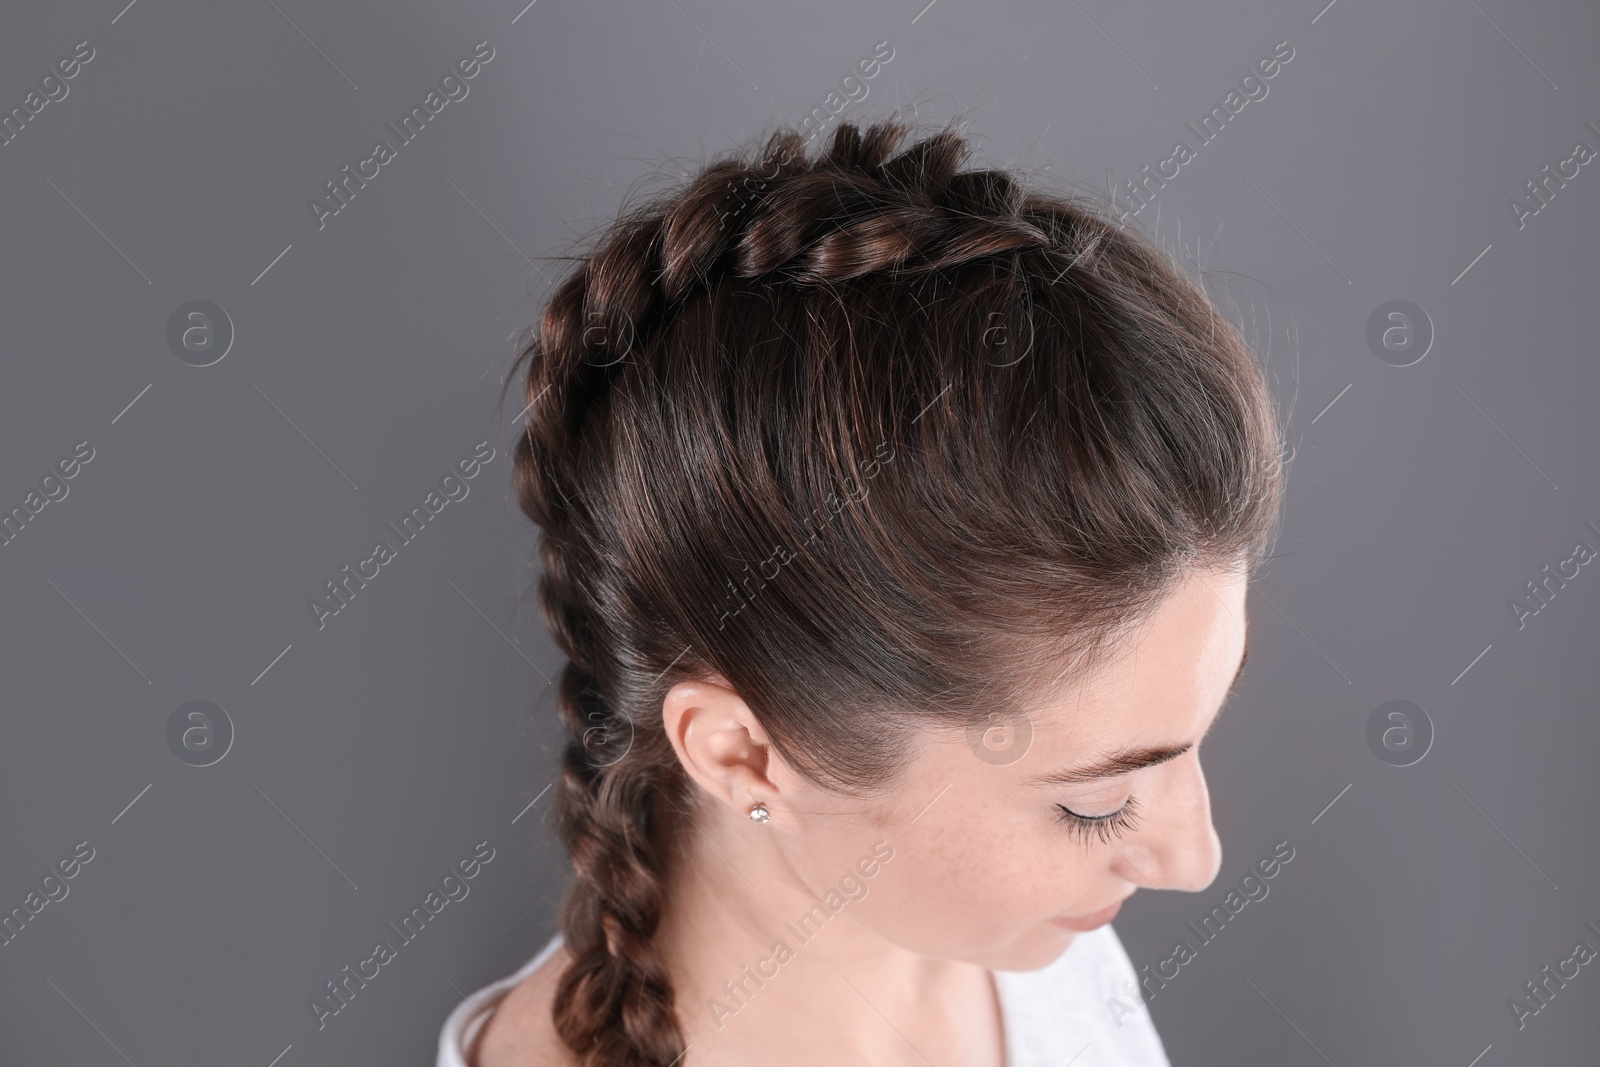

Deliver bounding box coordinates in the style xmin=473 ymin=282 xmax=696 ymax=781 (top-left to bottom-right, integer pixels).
xmin=1 ymin=0 xmax=1596 ymax=1064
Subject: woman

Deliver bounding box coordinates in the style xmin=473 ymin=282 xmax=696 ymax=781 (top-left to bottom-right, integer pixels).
xmin=438 ymin=116 xmax=1285 ymax=1066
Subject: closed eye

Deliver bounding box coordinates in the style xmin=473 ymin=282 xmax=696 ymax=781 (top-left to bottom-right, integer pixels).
xmin=1055 ymin=796 xmax=1140 ymax=846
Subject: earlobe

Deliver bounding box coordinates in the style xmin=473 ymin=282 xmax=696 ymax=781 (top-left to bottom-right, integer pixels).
xmin=662 ymin=679 xmax=782 ymax=817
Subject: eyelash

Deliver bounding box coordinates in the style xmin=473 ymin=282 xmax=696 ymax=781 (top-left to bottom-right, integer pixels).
xmin=1055 ymin=795 xmax=1141 ymax=846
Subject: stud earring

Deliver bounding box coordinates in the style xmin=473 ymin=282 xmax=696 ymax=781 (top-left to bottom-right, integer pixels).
xmin=748 ymin=802 xmax=771 ymax=823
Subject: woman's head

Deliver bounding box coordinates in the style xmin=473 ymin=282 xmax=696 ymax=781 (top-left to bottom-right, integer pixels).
xmin=509 ymin=116 xmax=1285 ymax=1065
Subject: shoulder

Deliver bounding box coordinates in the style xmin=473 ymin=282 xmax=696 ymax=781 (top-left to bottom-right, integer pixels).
xmin=464 ymin=942 xmax=578 ymax=1067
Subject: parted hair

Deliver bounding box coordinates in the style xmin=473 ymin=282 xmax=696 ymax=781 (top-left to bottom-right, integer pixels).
xmin=506 ymin=116 xmax=1286 ymax=1066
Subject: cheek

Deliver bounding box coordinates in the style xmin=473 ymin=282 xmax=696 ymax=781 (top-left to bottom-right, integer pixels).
xmin=828 ymin=804 xmax=1105 ymax=959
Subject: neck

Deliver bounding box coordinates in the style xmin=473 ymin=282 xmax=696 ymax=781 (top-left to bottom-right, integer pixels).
xmin=654 ymin=809 xmax=1001 ymax=1066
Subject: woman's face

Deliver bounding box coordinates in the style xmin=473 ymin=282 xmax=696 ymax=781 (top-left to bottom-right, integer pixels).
xmin=767 ymin=565 xmax=1247 ymax=971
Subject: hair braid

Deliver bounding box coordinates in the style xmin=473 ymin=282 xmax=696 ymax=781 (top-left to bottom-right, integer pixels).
xmin=514 ymin=217 xmax=695 ymax=1065
xmin=548 ymin=667 xmax=686 ymax=1065
xmin=505 ymin=114 xmax=1285 ymax=1067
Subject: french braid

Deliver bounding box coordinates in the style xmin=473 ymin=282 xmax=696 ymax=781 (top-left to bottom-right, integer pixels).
xmin=507 ymin=115 xmax=1285 ymax=1066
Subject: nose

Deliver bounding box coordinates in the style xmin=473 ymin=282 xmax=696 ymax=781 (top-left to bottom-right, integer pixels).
xmin=1112 ymin=753 xmax=1222 ymax=892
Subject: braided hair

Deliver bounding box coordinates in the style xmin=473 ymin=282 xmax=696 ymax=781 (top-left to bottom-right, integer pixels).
xmin=506 ymin=116 xmax=1286 ymax=1066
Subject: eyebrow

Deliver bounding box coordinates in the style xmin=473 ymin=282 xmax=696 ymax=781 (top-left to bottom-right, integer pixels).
xmin=1029 ymin=634 xmax=1250 ymax=787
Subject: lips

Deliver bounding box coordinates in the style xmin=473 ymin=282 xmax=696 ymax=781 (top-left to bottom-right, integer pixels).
xmin=1050 ymin=895 xmax=1129 ymax=932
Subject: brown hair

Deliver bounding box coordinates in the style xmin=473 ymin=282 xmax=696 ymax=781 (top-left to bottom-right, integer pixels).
xmin=506 ymin=116 xmax=1285 ymax=1066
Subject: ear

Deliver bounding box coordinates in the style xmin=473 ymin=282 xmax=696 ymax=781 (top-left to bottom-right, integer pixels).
xmin=662 ymin=678 xmax=786 ymax=818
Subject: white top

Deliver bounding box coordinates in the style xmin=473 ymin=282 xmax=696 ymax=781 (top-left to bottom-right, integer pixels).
xmin=437 ymin=925 xmax=1170 ymax=1066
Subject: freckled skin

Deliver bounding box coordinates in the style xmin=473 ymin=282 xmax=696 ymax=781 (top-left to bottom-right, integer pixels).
xmin=715 ymin=566 xmax=1241 ymax=974
xmin=475 ymin=566 xmax=1246 ymax=1067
